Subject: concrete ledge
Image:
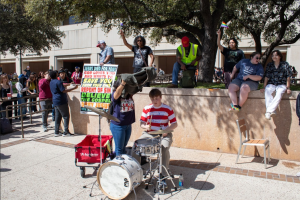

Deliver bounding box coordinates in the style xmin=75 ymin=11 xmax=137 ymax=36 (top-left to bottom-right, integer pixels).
xmin=67 ymin=88 xmax=300 ymax=162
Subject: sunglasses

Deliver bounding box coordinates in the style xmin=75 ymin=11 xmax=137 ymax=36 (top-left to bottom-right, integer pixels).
xmin=255 ymin=57 xmax=261 ymax=60
xmin=137 ymin=40 xmax=142 ymax=42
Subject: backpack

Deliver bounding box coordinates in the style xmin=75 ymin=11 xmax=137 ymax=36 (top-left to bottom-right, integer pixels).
xmin=180 ymin=70 xmax=196 ymax=88
xmin=0 ymin=118 xmax=13 ymax=135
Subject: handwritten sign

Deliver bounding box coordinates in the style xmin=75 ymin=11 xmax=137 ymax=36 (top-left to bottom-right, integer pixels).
xmin=80 ymin=64 xmax=118 ymax=114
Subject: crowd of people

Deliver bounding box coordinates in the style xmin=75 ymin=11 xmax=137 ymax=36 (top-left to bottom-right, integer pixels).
xmin=0 ymin=66 xmax=80 ymax=135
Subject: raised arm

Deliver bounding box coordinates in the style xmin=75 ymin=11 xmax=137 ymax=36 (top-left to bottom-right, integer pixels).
xmin=149 ymin=53 xmax=155 ymax=67
xmin=217 ymin=29 xmax=224 ymax=52
xmin=120 ymin=30 xmax=132 ymax=50
xmin=113 ymin=80 xmax=126 ymax=100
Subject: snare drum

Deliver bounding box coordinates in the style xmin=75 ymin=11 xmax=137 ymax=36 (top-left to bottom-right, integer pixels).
xmin=97 ymin=154 xmax=143 ymax=200
xmin=134 ymin=138 xmax=160 ymax=156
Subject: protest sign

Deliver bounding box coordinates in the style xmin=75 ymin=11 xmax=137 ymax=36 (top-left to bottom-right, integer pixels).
xmin=80 ymin=64 xmax=118 ymax=114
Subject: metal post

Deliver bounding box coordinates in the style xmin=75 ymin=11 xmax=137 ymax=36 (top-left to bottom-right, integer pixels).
xmin=20 ymin=105 xmax=24 ymax=138
xmin=99 ymin=115 xmax=102 ymax=166
xmin=29 ymin=97 xmax=32 ymax=124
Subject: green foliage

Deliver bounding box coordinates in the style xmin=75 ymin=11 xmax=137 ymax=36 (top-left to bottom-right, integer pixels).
xmin=0 ymin=1 xmax=65 ymax=56
xmin=221 ymin=0 xmax=300 ymax=66
xmin=23 ymin=0 xmax=226 ymax=82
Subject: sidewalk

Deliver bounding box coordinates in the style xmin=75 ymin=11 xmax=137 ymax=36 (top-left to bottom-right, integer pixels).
xmin=1 ymin=114 xmax=300 ymax=199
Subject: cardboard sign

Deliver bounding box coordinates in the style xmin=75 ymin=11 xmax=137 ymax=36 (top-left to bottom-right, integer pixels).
xmin=80 ymin=64 xmax=118 ymax=114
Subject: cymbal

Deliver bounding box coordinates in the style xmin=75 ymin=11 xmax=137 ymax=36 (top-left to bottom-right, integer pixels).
xmin=84 ymin=106 xmax=120 ymax=123
xmin=148 ymin=130 xmax=173 ymax=135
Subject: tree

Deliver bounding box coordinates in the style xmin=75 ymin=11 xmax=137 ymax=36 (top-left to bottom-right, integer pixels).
xmin=25 ymin=0 xmax=228 ymax=82
xmin=223 ymin=0 xmax=300 ymax=67
xmin=0 ymin=2 xmax=64 ymax=56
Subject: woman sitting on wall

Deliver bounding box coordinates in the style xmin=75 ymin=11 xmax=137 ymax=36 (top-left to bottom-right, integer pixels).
xmin=228 ymin=52 xmax=264 ymax=111
xmin=260 ymin=50 xmax=292 ymax=120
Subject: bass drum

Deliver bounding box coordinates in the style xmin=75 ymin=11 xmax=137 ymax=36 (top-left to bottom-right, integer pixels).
xmin=97 ymin=154 xmax=143 ymax=199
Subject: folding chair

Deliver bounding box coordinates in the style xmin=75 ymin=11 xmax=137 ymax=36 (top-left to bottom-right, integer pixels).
xmin=236 ymin=118 xmax=270 ymax=168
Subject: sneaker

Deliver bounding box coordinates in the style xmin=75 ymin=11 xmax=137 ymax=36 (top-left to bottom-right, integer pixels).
xmin=62 ymin=132 xmax=74 ymax=137
xmin=54 ymin=133 xmax=60 ymax=137
xmin=265 ymin=112 xmax=271 ymax=120
xmin=43 ymin=127 xmax=48 ymax=132
xmin=229 ymin=104 xmax=240 ymax=112
xmin=167 ymin=84 xmax=178 ymax=88
xmin=47 ymin=125 xmax=53 ymax=128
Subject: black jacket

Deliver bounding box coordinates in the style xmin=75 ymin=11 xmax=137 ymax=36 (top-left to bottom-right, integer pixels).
xmin=120 ymin=67 xmax=157 ymax=98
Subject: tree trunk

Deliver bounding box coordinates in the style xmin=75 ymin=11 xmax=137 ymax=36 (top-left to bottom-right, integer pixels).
xmin=198 ymin=0 xmax=225 ymax=82
xmin=198 ymin=28 xmax=218 ymax=82
xmin=252 ymin=33 xmax=262 ymax=54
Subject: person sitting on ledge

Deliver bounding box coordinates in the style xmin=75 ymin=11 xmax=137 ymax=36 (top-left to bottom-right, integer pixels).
xmin=260 ymin=50 xmax=292 ymax=120
xmin=168 ymin=36 xmax=201 ymax=88
xmin=228 ymin=52 xmax=264 ymax=111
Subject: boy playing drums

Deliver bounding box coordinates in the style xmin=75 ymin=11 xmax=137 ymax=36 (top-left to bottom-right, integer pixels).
xmin=132 ymin=89 xmax=178 ymax=186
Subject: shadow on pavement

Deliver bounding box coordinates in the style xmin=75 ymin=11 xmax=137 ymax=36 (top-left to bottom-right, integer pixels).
xmin=0 ymin=168 xmax=12 ymax=172
xmin=0 ymin=153 xmax=11 ymax=159
xmin=237 ymin=156 xmax=279 ymax=169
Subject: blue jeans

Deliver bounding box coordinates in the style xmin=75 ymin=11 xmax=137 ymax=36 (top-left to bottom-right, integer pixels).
xmin=52 ymin=104 xmax=55 ymax=119
xmin=110 ymin=123 xmax=132 ymax=156
xmin=172 ymin=62 xmax=181 ymax=85
xmin=17 ymin=94 xmax=27 ymax=117
xmin=172 ymin=62 xmax=197 ymax=85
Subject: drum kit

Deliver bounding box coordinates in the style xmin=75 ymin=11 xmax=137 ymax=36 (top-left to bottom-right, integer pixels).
xmin=84 ymin=106 xmax=178 ymax=200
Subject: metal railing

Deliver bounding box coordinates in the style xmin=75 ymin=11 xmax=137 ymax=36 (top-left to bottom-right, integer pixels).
xmin=1 ymin=96 xmax=52 ymax=138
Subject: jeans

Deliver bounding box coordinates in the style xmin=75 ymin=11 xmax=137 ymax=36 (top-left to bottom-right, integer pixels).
xmin=110 ymin=123 xmax=132 ymax=156
xmin=265 ymin=84 xmax=287 ymax=113
xmin=17 ymin=94 xmax=27 ymax=117
xmin=54 ymin=103 xmax=70 ymax=134
xmin=40 ymin=100 xmax=52 ymax=128
xmin=172 ymin=62 xmax=197 ymax=85
xmin=52 ymin=104 xmax=55 ymax=119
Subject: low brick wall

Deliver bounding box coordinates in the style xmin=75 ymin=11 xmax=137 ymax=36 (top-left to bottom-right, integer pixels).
xmin=67 ymin=88 xmax=300 ymax=162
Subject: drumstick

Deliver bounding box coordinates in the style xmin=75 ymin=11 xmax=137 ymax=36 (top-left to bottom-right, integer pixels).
xmin=146 ymin=135 xmax=160 ymax=140
xmin=149 ymin=115 xmax=153 ymax=130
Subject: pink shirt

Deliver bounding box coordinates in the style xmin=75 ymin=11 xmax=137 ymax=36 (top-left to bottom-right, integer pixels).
xmin=39 ymin=78 xmax=52 ymax=99
xmin=71 ymin=72 xmax=82 ymax=84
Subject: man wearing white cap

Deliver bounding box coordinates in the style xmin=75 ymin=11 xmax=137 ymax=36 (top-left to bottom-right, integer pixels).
xmin=97 ymin=40 xmax=115 ymax=66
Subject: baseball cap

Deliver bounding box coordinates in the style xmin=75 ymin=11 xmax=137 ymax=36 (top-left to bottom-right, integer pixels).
xmin=181 ymin=36 xmax=190 ymax=47
xmin=75 ymin=66 xmax=80 ymax=69
xmin=58 ymin=70 xmax=65 ymax=74
xmin=96 ymin=40 xmax=105 ymax=47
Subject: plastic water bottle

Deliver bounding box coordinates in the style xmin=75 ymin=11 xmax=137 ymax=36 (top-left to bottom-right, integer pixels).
xmin=179 ymin=174 xmax=184 ymax=189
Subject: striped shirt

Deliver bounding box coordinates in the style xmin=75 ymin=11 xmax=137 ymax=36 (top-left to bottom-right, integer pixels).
xmin=140 ymin=103 xmax=177 ymax=132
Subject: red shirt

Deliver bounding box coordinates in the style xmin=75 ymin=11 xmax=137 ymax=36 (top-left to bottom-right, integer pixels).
xmin=39 ymin=78 xmax=52 ymax=99
xmin=71 ymin=72 xmax=82 ymax=84
xmin=140 ymin=103 xmax=177 ymax=132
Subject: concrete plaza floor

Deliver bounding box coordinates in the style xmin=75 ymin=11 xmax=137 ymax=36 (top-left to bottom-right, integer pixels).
xmin=1 ymin=114 xmax=300 ymax=200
